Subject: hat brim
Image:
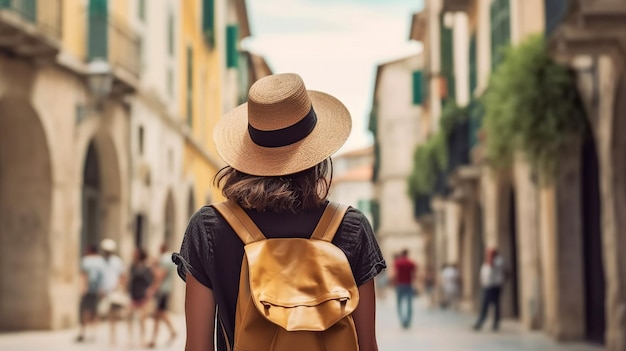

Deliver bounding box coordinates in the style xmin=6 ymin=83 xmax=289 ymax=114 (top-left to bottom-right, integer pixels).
xmin=214 ymin=91 xmax=352 ymax=176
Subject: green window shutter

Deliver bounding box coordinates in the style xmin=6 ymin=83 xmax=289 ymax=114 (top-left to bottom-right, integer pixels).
xmin=202 ymin=0 xmax=215 ymax=47
xmin=168 ymin=13 xmax=174 ymax=56
xmin=469 ymin=33 xmax=477 ymax=97
xmin=226 ymin=24 xmax=239 ymax=68
xmin=412 ymin=70 xmax=423 ymax=105
xmin=138 ymin=0 xmax=145 ymax=21
xmin=88 ymin=0 xmax=108 ymax=61
xmin=186 ymin=47 xmax=193 ymax=127
xmin=23 ymin=0 xmax=36 ymax=22
xmin=491 ymin=0 xmax=511 ymax=69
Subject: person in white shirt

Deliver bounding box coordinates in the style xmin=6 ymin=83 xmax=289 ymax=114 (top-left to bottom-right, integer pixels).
xmin=99 ymin=239 xmax=127 ymax=346
xmin=441 ymin=263 xmax=461 ymax=310
xmin=473 ymin=248 xmax=505 ymax=331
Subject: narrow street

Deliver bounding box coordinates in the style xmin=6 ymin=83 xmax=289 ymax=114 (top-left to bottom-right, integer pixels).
xmin=0 ymin=296 xmax=603 ymax=351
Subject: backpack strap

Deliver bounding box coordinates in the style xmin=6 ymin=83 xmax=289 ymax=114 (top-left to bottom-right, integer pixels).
xmin=213 ymin=201 xmax=266 ymax=245
xmin=310 ymin=202 xmax=349 ymax=242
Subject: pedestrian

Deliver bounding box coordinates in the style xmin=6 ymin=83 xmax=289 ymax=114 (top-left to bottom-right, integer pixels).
xmin=147 ymin=243 xmax=178 ymax=348
xmin=75 ymin=245 xmax=105 ymax=343
xmin=473 ymin=248 xmax=505 ymax=331
xmin=173 ymin=73 xmax=386 ymax=351
xmin=392 ymin=249 xmax=417 ymax=329
xmin=127 ymin=247 xmax=153 ymax=347
xmin=99 ymin=238 xmax=127 ymax=346
xmin=441 ymin=263 xmax=461 ymax=311
xmin=423 ymin=266 xmax=436 ymax=310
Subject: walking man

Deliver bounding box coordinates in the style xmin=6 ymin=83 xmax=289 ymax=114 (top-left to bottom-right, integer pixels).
xmin=393 ymin=249 xmax=417 ymax=329
xmin=473 ymin=248 xmax=505 ymax=331
xmin=100 ymin=239 xmax=127 ymax=346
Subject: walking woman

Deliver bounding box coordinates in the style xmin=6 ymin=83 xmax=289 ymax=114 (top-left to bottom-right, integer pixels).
xmin=473 ymin=248 xmax=506 ymax=331
xmin=127 ymin=248 xmax=153 ymax=347
xmin=173 ymin=73 xmax=386 ymax=351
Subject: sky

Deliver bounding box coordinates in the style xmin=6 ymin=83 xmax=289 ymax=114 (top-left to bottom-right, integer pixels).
xmin=244 ymin=0 xmax=424 ymax=153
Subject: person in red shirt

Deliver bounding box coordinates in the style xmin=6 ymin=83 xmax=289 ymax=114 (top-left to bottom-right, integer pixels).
xmin=393 ymin=249 xmax=417 ymax=329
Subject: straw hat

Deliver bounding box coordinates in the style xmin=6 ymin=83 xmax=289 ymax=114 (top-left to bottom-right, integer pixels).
xmin=100 ymin=238 xmax=117 ymax=252
xmin=214 ymin=73 xmax=352 ymax=176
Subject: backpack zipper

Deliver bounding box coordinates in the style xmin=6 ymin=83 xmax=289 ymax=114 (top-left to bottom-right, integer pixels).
xmin=219 ymin=318 xmax=232 ymax=351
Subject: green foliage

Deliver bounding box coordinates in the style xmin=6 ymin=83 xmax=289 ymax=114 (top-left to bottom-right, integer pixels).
xmin=408 ymin=132 xmax=446 ymax=197
xmin=407 ymin=101 xmax=468 ymax=197
xmin=440 ymin=101 xmax=468 ymax=136
xmin=482 ymin=34 xmax=586 ymax=178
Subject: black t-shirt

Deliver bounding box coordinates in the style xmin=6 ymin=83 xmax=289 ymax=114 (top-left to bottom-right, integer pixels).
xmin=173 ymin=201 xmax=386 ymax=350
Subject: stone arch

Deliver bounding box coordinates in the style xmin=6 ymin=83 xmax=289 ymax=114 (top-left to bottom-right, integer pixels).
xmin=0 ymin=97 xmax=53 ymax=330
xmin=80 ymin=133 xmax=122 ymax=256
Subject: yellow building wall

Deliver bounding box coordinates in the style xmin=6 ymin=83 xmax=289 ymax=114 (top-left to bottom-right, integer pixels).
xmin=180 ymin=0 xmax=224 ymax=208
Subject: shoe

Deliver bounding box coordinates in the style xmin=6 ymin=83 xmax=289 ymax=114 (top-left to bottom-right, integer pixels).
xmin=75 ymin=335 xmax=84 ymax=343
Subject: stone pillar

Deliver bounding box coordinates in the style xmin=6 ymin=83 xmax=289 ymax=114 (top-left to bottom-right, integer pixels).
xmin=596 ymin=56 xmax=626 ymax=351
xmin=539 ymin=144 xmax=585 ymax=341
xmin=512 ymin=156 xmax=543 ymax=330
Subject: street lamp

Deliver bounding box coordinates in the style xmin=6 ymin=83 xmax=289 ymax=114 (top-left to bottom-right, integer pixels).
xmin=77 ymin=59 xmax=113 ymax=124
xmin=87 ymin=58 xmax=113 ymax=99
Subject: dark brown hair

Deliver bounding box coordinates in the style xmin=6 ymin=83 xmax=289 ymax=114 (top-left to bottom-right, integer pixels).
xmin=214 ymin=158 xmax=333 ymax=213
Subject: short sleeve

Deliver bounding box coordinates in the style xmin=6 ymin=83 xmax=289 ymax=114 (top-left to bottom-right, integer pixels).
xmin=341 ymin=210 xmax=386 ymax=287
xmin=172 ymin=210 xmax=213 ymax=289
xmin=356 ymin=215 xmax=386 ymax=286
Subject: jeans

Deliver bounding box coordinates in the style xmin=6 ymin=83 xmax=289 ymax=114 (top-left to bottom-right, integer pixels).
xmin=474 ymin=286 xmax=502 ymax=330
xmin=396 ymin=284 xmax=413 ymax=328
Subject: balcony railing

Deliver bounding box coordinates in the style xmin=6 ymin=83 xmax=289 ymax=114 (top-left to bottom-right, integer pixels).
xmin=0 ymin=0 xmax=62 ymax=56
xmin=545 ymin=0 xmax=570 ymax=34
xmin=88 ymin=12 xmax=141 ymax=83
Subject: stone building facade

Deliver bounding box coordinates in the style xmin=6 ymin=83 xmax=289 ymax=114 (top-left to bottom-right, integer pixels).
xmin=0 ymin=0 xmax=136 ymax=330
xmin=369 ymin=55 xmax=426 ymax=268
xmin=409 ymin=0 xmax=626 ymax=350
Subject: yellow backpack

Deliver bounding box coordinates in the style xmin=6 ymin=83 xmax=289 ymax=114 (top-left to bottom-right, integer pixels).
xmin=213 ymin=201 xmax=360 ymax=351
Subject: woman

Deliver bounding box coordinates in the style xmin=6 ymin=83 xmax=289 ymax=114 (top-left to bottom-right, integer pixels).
xmin=174 ymin=73 xmax=386 ymax=351
xmin=473 ymin=248 xmax=505 ymax=331
xmin=127 ymin=248 xmax=153 ymax=347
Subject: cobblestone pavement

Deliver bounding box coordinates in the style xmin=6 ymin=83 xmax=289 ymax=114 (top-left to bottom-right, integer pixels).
xmin=0 ymin=296 xmax=604 ymax=351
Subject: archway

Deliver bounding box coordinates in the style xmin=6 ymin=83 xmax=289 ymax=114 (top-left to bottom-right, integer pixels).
xmin=164 ymin=191 xmax=176 ymax=250
xmin=81 ymin=142 xmax=100 ymax=253
xmin=0 ymin=97 xmax=52 ymax=330
xmin=581 ymin=128 xmax=605 ymax=344
xmin=499 ymin=185 xmax=520 ymax=319
xmin=80 ymin=135 xmax=121 ymax=256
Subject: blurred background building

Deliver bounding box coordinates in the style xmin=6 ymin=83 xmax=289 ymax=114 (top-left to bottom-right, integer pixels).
xmin=0 ymin=0 xmax=270 ymax=330
xmin=366 ymin=0 xmax=625 ymax=350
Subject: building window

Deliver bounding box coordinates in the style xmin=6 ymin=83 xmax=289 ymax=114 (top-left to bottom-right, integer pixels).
xmin=490 ymin=0 xmax=511 ymax=69
xmin=168 ymin=12 xmax=175 ymax=57
xmin=138 ymin=0 xmax=146 ymax=21
xmin=138 ymin=126 xmax=144 ymax=155
xmin=167 ymin=67 xmax=174 ymax=97
xmin=202 ymin=0 xmax=215 ymax=47
xmin=440 ymin=13 xmax=455 ymax=104
xmin=186 ymin=46 xmax=193 ymax=127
